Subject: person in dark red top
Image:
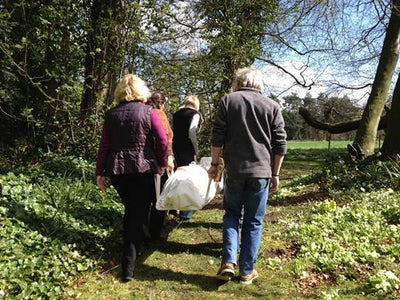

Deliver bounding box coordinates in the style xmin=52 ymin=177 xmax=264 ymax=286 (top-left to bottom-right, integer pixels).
xmin=96 ymin=74 xmax=168 ymax=282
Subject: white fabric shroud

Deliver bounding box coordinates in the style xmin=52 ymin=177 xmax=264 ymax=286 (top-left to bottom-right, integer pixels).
xmin=156 ymin=160 xmax=221 ymax=211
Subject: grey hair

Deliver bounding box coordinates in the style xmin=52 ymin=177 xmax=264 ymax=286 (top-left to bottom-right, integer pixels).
xmin=231 ymin=66 xmax=264 ymax=93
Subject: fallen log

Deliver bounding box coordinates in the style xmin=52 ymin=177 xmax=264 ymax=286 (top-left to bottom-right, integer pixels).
xmin=298 ymin=107 xmax=387 ymax=134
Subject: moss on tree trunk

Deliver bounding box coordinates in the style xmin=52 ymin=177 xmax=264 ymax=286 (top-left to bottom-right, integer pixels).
xmin=353 ymin=1 xmax=400 ymax=157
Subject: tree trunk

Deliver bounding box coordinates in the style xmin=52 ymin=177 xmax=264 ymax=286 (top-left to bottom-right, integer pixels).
xmin=353 ymin=1 xmax=400 ymax=157
xmin=381 ymin=72 xmax=400 ymax=156
xmin=80 ymin=0 xmax=101 ymax=121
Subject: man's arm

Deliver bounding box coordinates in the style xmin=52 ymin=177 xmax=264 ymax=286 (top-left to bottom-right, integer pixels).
xmin=209 ymin=98 xmax=226 ymax=179
xmin=208 ymin=146 xmax=222 ymax=179
xmin=270 ymin=154 xmax=284 ymax=192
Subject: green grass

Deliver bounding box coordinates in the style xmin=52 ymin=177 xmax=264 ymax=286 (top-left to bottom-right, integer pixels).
xmin=69 ymin=209 xmax=305 ymax=300
xmin=287 ymin=139 xmax=383 ymax=150
xmin=282 ymin=147 xmax=347 ymax=180
xmin=67 ymin=148 xmax=399 ymax=299
xmin=287 ymin=140 xmax=352 ymax=149
xmin=2 ymin=148 xmax=399 ymax=299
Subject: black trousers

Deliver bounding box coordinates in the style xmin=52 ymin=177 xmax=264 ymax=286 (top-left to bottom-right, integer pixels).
xmin=148 ymin=172 xmax=168 ymax=238
xmin=110 ymin=173 xmax=154 ymax=276
xmin=174 ymin=151 xmax=195 ymax=167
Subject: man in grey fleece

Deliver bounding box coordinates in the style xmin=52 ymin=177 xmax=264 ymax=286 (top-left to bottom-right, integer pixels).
xmin=208 ymin=66 xmax=287 ymax=285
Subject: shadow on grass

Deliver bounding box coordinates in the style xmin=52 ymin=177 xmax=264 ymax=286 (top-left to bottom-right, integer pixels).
xmin=3 ymin=201 xmax=123 ymax=262
xmin=143 ymin=240 xmax=221 ymax=257
xmin=104 ymin=238 xmax=225 ymax=290
xmin=134 ymin=264 xmax=226 ymax=291
xmin=177 ymin=220 xmax=223 ymax=230
xmin=202 ymin=196 xmax=223 ymax=210
xmin=268 ymin=191 xmax=327 ymax=207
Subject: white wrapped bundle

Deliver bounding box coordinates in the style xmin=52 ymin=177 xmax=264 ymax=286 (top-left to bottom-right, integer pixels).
xmin=156 ymin=163 xmax=216 ymax=211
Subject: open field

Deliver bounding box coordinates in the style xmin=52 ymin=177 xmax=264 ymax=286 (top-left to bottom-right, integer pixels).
xmin=287 ymin=139 xmax=383 ymax=150
xmin=287 ymin=140 xmax=351 ymax=149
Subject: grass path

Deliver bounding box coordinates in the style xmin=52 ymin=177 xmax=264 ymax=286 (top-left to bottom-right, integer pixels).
xmin=69 ymin=151 xmax=329 ymax=299
xmin=2 ymin=146 xmax=397 ymax=299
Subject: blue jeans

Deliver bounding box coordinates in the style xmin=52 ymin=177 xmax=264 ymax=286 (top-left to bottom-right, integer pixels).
xmin=179 ymin=210 xmax=194 ymax=220
xmin=222 ymin=177 xmax=269 ymax=275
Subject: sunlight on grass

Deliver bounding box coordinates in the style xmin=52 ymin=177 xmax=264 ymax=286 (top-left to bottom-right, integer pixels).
xmin=68 ymin=147 xmax=329 ymax=299
xmin=287 ymin=140 xmax=351 ymax=149
xmin=5 ymin=147 xmax=396 ymax=299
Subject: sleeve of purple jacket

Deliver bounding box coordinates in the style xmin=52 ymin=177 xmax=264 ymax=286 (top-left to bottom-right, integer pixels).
xmin=151 ymin=109 xmax=168 ymax=168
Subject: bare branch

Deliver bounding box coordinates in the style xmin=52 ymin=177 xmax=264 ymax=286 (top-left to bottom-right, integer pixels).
xmin=329 ymin=81 xmax=373 ymax=90
xmin=256 ymin=56 xmax=315 ymax=88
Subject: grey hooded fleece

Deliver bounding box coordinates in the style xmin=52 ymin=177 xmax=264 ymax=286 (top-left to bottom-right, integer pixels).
xmin=211 ymin=87 xmax=287 ymax=179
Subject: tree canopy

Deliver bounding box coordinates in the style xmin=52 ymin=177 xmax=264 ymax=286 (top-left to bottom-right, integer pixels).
xmin=1 ymin=0 xmax=399 ymax=158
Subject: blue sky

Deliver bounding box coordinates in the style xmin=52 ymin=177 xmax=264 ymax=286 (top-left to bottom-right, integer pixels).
xmin=257 ymin=0 xmax=395 ymax=107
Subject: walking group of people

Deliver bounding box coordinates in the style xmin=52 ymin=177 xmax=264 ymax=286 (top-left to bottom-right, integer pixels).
xmin=95 ymin=66 xmax=287 ymax=285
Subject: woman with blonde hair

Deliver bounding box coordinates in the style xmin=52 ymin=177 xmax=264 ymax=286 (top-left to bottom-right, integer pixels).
xmin=96 ymin=74 xmax=168 ymax=282
xmin=172 ymin=94 xmax=203 ymax=220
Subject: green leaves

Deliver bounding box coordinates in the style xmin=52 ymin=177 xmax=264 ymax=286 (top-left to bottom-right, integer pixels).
xmin=281 ymin=157 xmax=400 ymax=296
xmin=0 ymin=154 xmax=122 ymax=298
xmin=367 ymin=270 xmax=400 ymax=295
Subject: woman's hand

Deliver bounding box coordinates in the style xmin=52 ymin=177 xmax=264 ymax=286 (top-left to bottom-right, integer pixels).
xmin=96 ymin=175 xmax=107 ymax=191
xmin=157 ymin=166 xmax=166 ymax=175
xmin=208 ymin=165 xmax=218 ymax=179
xmin=167 ymin=155 xmax=175 ymax=171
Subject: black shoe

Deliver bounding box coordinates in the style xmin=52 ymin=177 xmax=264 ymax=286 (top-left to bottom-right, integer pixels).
xmin=353 ymin=143 xmax=364 ymax=159
xmin=121 ymin=255 xmax=135 ymax=283
xmin=121 ymin=274 xmax=133 ymax=283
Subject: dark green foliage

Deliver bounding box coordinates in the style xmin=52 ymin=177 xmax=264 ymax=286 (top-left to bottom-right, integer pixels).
xmin=281 ymin=93 xmax=363 ymax=141
xmin=0 ymin=0 xmax=169 ymax=156
xmin=382 ymin=207 xmax=400 ymax=225
xmin=0 ymin=1 xmax=85 ymax=148
xmin=318 ymin=155 xmax=400 ymax=194
xmin=194 ymin=0 xmax=278 ymax=94
xmin=0 ymin=155 xmax=123 ymax=298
